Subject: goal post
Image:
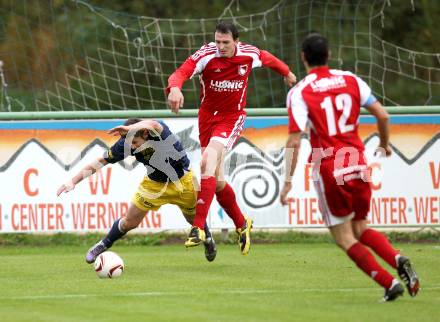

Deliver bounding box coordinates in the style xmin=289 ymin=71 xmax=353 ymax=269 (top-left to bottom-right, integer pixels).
xmin=1 ymin=0 xmax=439 ymax=113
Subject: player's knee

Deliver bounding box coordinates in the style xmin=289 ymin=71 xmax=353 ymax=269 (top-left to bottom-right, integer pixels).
xmin=352 ymin=221 xmax=367 ymax=239
xmin=200 ymin=152 xmax=217 ymax=176
xmin=121 ymin=217 xmax=140 ymax=231
xmin=216 ymin=180 xmax=226 ymax=192
xmin=200 ymin=157 xmax=208 ymax=174
xmin=353 ymin=228 xmax=363 ymax=240
xmin=334 ymin=234 xmax=357 ymax=251
xmin=333 ymin=238 xmax=346 ymax=250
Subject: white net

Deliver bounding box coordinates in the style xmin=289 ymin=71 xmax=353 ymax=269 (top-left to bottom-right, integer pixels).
xmin=0 ymin=0 xmax=439 ymax=112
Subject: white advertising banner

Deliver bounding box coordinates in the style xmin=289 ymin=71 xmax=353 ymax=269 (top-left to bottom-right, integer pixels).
xmin=0 ymin=116 xmax=439 ymax=232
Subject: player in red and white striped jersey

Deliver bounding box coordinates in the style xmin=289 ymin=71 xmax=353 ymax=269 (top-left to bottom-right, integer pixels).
xmin=167 ymin=22 xmax=296 ymax=254
xmin=280 ymin=33 xmax=419 ymax=301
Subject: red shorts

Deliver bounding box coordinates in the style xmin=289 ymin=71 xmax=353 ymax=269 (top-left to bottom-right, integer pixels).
xmin=198 ymin=109 xmax=246 ymax=150
xmin=313 ymin=159 xmax=372 ymax=227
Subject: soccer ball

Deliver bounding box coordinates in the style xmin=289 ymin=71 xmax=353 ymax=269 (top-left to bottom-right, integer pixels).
xmin=94 ymin=251 xmax=124 ymax=279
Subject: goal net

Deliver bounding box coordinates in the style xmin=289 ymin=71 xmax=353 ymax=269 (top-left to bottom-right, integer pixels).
xmin=0 ymin=0 xmax=439 ymax=112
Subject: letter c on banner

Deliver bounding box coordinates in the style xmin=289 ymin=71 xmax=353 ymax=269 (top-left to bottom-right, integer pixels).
xmin=24 ymin=168 xmax=39 ymax=196
xmin=368 ymin=162 xmax=382 ymax=190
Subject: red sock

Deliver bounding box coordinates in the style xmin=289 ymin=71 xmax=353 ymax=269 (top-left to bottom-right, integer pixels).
xmin=360 ymin=228 xmax=399 ymax=269
xmin=216 ymin=183 xmax=245 ymax=228
xmin=347 ymin=242 xmax=394 ymax=289
xmin=193 ymin=176 xmax=216 ymax=229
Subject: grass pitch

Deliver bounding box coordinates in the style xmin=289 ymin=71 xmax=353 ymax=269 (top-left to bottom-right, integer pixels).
xmin=0 ymin=243 xmax=438 ymax=322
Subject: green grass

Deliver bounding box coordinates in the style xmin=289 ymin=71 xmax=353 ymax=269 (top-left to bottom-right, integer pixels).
xmin=0 ymin=243 xmax=438 ymax=322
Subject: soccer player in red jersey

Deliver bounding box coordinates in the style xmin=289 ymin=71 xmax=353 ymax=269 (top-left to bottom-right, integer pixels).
xmin=167 ymin=21 xmax=296 ymax=254
xmin=280 ymin=33 xmax=420 ymax=301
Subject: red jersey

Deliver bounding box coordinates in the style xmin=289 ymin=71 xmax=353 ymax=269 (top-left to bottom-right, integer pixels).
xmin=167 ymin=42 xmax=290 ymax=115
xmin=287 ymin=66 xmax=374 ymax=161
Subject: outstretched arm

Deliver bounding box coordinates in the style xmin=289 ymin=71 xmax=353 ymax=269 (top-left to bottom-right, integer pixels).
xmin=166 ymin=58 xmax=197 ymax=113
xmin=108 ymin=120 xmax=164 ymax=137
xmin=57 ymin=157 xmax=109 ymax=196
xmin=261 ymin=50 xmax=297 ymax=87
xmin=280 ymin=131 xmax=302 ymax=205
xmin=364 ymin=101 xmax=391 ymax=157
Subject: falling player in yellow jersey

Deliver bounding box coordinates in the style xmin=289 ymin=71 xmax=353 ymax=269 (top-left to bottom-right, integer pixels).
xmin=57 ymin=118 xmax=217 ymax=262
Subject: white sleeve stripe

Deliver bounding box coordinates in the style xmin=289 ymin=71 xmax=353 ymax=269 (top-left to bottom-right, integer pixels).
xmin=236 ymin=51 xmax=262 ymax=68
xmin=240 ymin=44 xmax=259 ymax=50
xmin=288 ymin=74 xmax=316 ymax=131
xmin=191 ymin=43 xmax=217 ymax=60
xmin=291 ymin=96 xmax=308 ymax=131
xmin=191 ymin=49 xmax=218 ymax=61
xmin=286 ymin=87 xmax=294 ymax=108
xmin=240 ymin=49 xmax=260 ymax=54
xmin=194 ymin=53 xmax=216 ymax=75
xmin=354 ymin=75 xmax=372 ymax=106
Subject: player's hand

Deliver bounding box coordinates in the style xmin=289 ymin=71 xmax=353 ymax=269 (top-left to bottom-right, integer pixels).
xmin=167 ymin=87 xmax=184 ymax=114
xmin=57 ymin=182 xmax=75 ymax=196
xmin=284 ymin=72 xmax=297 ymax=87
xmin=280 ymin=181 xmax=292 ymax=206
xmin=108 ymin=125 xmax=130 ymax=136
xmin=374 ymin=145 xmax=392 ymax=157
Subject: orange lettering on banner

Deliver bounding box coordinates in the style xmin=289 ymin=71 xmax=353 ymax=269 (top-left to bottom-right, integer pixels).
xmin=304 ymin=164 xmax=312 ymax=192
xmin=414 ymin=196 xmax=440 ymax=224
xmin=88 ymin=168 xmax=112 ymax=195
xmin=297 ymin=199 xmax=304 ymax=225
xmin=11 ymin=204 xmax=19 ymax=230
xmin=29 ymin=203 xmax=38 ymax=230
xmin=87 ymin=203 xmax=96 ymax=230
xmin=56 ymin=204 xmax=65 ymax=230
xmin=430 ymin=197 xmax=439 ymax=224
xmin=371 ymin=198 xmax=380 ymax=224
xmin=10 ymin=203 xmax=65 ymax=231
xmin=286 ymin=198 xmax=324 ymax=226
xmin=39 ymin=204 xmax=47 ymax=230
xmin=71 ymin=202 xmax=129 ymax=230
xmin=20 ymin=204 xmax=28 ymax=230
xmin=108 ymin=203 xmax=118 ymax=224
xmin=368 ymin=163 xmax=382 ymax=190
xmin=143 ymin=212 xmax=151 ymax=227
xmin=390 ymin=197 xmax=398 ymax=224
xmin=287 ymin=198 xmax=297 ymax=225
xmin=399 ymin=198 xmax=408 ymax=224
xmin=309 ymin=198 xmax=318 ymax=225
xmin=370 ymin=197 xmax=407 ymax=225
xmin=24 ymin=168 xmax=39 ymax=196
xmin=97 ymin=203 xmax=106 ymax=229
xmin=108 ymin=202 xmax=128 ymax=226
xmin=414 ymin=197 xmax=428 ymax=224
xmin=381 ymin=198 xmax=389 ymax=224
xmin=151 ymin=211 xmax=161 ymax=228
xmin=429 ymin=162 xmax=440 ymax=189
xmin=72 ymin=203 xmax=87 ymax=229
xmin=47 ymin=204 xmax=54 ymax=230
xmin=138 ymin=211 xmax=162 ymax=228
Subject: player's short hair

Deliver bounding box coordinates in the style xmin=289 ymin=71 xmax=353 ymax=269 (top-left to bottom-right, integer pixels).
xmin=301 ymin=33 xmax=329 ymax=66
xmin=215 ymin=21 xmax=239 ymax=40
xmin=123 ymin=118 xmax=144 ymax=138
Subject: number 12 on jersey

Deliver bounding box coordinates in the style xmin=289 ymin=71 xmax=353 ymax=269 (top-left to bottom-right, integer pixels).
xmin=320 ymin=94 xmax=355 ymax=136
